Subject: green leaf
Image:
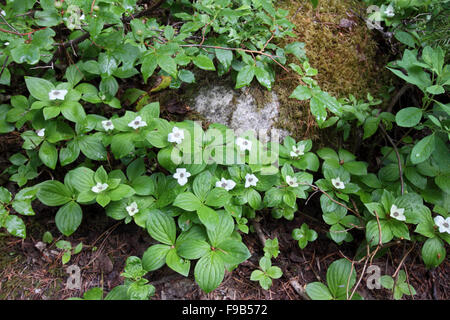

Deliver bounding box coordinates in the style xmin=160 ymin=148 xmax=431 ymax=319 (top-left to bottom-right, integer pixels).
xmin=306 ymin=282 xmax=333 ymax=300
xmin=157 ymin=55 xmax=177 ymax=77
xmin=394 ymin=31 xmax=416 ymax=48
xmin=66 ymin=65 xmax=84 ymax=87
xmin=426 ymin=85 xmax=445 ymax=95
xmin=62 ymin=251 xmax=71 ymax=264
xmin=206 ymin=211 xmax=234 ymax=247
xmin=65 ymin=167 xmax=95 ymax=193
xmin=254 ymin=66 xmax=272 ymax=90
xmin=12 ymin=199 xmax=35 ymax=216
xmin=178 ymin=69 xmax=195 ymax=83
xmin=380 ymin=275 xmax=394 ymax=289
xmin=215 ymin=49 xmax=233 ymax=70
xmin=173 ymin=192 xmax=202 ymax=211
xmin=166 ymin=248 xmax=190 ymax=276
xmin=411 ymin=134 xmax=435 ymax=164
xmin=105 ymin=285 xmax=129 ymax=300
xmin=194 ymin=252 xmax=225 ymax=293
xmin=37 ymin=180 xmax=72 ymax=206
xmin=422 ymin=237 xmax=445 ymax=268
xmin=5 ymin=215 xmax=26 ymax=238
xmin=395 ymin=107 xmax=422 ymax=127
xmin=205 ymin=188 xmax=232 ymax=208
xmin=197 ymin=205 xmax=220 ymax=231
xmin=266 ymin=266 xmax=282 ymax=279
xmin=326 ymin=258 xmax=356 ymax=299
xmin=0 ymin=187 xmax=12 ymax=203
xmin=39 ymin=141 xmax=58 ymax=169
xmin=141 ymin=54 xmax=157 ymax=83
xmin=43 ymin=231 xmax=53 ymax=244
xmin=177 ymin=239 xmax=211 ymax=260
xmin=55 ymin=201 xmax=82 ymax=236
xmin=366 ymin=219 xmax=393 ymax=246
xmin=83 ymin=287 xmax=103 ymax=300
xmin=289 ymin=85 xmax=311 ymax=100
xmin=216 ymin=238 xmax=251 ymax=266
xmin=142 ymin=244 xmax=171 ymax=271
xmin=193 ymin=171 xmax=213 ymax=201
xmin=342 ymin=161 xmax=367 ymax=176
xmin=25 ymin=76 xmax=54 ymax=101
xmin=363 ymin=116 xmax=380 ymax=139
xmin=0 ymin=105 xmax=14 ymax=133
xmin=235 ymin=65 xmax=255 ymax=89
xmin=193 ymin=55 xmax=215 ymax=71
xmin=146 ymin=209 xmax=177 ymax=245
xmin=61 ymin=101 xmax=86 ymax=123
xmin=78 ymin=135 xmax=107 ymax=161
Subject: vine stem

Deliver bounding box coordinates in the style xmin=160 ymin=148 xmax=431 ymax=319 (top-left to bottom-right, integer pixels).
xmin=299 ymin=182 xmax=359 ymax=216
xmin=179 ymin=43 xmax=290 ymax=72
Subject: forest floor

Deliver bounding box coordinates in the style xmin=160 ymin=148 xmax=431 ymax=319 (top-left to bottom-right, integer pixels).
xmin=1 ymin=0 xmax=449 ymax=300
xmin=0 ymin=197 xmax=448 ymax=300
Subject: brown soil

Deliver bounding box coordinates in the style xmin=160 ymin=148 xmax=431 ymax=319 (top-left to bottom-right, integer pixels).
xmin=0 ymin=197 xmax=448 ymax=300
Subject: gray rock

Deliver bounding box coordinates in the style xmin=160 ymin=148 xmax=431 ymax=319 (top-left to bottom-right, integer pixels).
xmin=191 ymin=85 xmax=289 ymax=142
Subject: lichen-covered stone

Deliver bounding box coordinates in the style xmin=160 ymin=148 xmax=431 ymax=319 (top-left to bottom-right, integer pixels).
xmin=191 ymin=84 xmax=289 ymax=142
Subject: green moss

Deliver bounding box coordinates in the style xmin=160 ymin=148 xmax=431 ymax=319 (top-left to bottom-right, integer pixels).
xmin=270 ymin=0 xmax=394 ymax=144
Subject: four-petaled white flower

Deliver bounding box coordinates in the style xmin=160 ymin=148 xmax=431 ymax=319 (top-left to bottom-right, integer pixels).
xmin=286 ymin=175 xmax=298 ymax=188
xmin=290 ymin=145 xmax=305 ymax=157
xmin=434 ymin=215 xmax=450 ymax=234
xmin=215 ymin=178 xmax=236 ymax=191
xmin=384 ymin=4 xmax=395 ymax=17
xmin=173 ymin=168 xmax=191 ymax=186
xmin=390 ymin=204 xmax=406 ymax=221
xmin=245 ymin=173 xmax=258 ymax=188
xmin=236 ymin=137 xmax=252 ymax=152
xmin=126 ymin=202 xmax=139 ymax=216
xmin=168 ymin=126 xmax=185 ymax=144
xmin=128 ymin=116 xmax=147 ymax=129
xmin=91 ymin=182 xmax=108 ymax=193
xmin=102 ymin=120 xmax=114 ymax=131
xmin=48 ymin=89 xmax=68 ymax=101
xmin=331 ymin=177 xmax=345 ymax=189
xmin=36 ymin=128 xmax=46 ymax=137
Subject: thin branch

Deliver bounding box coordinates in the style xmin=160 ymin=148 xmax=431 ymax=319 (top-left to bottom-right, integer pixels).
xmin=299 ymin=182 xmax=359 ymax=216
xmin=380 ymin=124 xmax=405 ymax=195
xmin=0 ymin=55 xmax=9 ymax=79
xmin=179 ymin=44 xmax=290 ymax=72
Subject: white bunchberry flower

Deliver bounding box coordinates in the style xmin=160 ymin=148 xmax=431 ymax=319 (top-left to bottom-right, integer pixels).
xmin=286 ymin=175 xmax=298 ymax=188
xmin=102 ymin=120 xmax=114 ymax=131
xmin=390 ymin=204 xmax=406 ymax=221
xmin=91 ymin=182 xmax=108 ymax=193
xmin=126 ymin=202 xmax=139 ymax=216
xmin=36 ymin=128 xmax=46 ymax=137
xmin=128 ymin=116 xmax=147 ymax=129
xmin=244 ymin=173 xmax=258 ymax=188
xmin=434 ymin=215 xmax=450 ymax=234
xmin=215 ymin=178 xmax=236 ymax=191
xmin=48 ymin=89 xmax=68 ymax=101
xmin=173 ymin=168 xmax=191 ymax=186
xmin=290 ymin=144 xmax=305 ymax=157
xmin=1 ymin=10 xmax=6 ymax=16
xmin=167 ymin=126 xmax=185 ymax=144
xmin=331 ymin=177 xmax=345 ymax=189
xmin=236 ymin=137 xmax=252 ymax=152
xmin=384 ymin=4 xmax=395 ymax=18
